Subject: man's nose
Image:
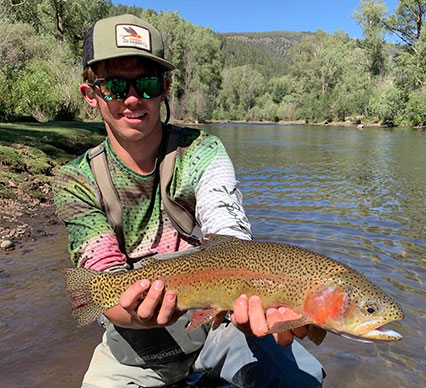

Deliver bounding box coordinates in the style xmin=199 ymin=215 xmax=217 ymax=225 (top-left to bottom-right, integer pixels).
xmin=124 ymin=84 xmax=141 ymax=103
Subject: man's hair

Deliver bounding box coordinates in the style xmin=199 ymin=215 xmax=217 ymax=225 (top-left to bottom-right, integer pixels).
xmin=82 ymin=67 xmax=97 ymax=83
xmin=82 ymin=57 xmax=166 ymax=83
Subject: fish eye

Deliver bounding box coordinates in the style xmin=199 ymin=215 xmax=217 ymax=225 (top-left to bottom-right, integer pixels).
xmin=363 ymin=302 xmax=378 ymax=314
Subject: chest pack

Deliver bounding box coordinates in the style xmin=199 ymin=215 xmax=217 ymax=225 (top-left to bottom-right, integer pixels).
xmin=87 ymin=124 xmax=203 ymax=256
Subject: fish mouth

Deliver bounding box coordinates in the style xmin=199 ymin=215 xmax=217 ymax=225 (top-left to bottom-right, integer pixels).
xmin=353 ymin=320 xmax=402 ymax=342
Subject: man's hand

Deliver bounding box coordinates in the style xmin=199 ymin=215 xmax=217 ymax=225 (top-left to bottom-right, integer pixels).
xmin=230 ymin=294 xmax=309 ymax=346
xmin=104 ymin=280 xmax=185 ymax=329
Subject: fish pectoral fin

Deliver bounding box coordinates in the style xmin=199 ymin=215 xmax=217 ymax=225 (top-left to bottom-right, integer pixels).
xmin=185 ymin=308 xmax=227 ymax=332
xmin=307 ymin=325 xmax=327 ymax=346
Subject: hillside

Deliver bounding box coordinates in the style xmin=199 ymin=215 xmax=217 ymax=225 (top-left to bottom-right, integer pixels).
xmin=222 ymin=31 xmax=311 ymax=61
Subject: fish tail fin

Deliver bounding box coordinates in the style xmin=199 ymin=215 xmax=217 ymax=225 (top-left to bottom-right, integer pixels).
xmin=64 ymin=267 xmax=105 ymax=327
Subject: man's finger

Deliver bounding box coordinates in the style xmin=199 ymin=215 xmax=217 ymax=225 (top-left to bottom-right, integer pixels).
xmin=266 ymin=307 xmax=284 ymax=331
xmin=137 ymin=280 xmax=164 ymax=320
xmin=232 ymin=294 xmax=249 ymax=325
xmin=156 ymin=290 xmax=177 ymax=325
xmin=120 ymin=279 xmax=151 ymax=311
xmin=248 ymin=296 xmax=268 ymax=337
xmin=292 ymin=325 xmax=309 ymax=339
xmin=273 ymin=330 xmax=294 ymax=346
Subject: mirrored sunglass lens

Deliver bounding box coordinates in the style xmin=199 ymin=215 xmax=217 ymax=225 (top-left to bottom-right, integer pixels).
xmin=135 ymin=77 xmax=163 ymax=99
xmin=102 ymin=79 xmax=128 ymax=100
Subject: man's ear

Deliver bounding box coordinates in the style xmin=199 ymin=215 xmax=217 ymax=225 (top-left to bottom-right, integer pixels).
xmin=162 ymin=77 xmax=170 ymax=99
xmin=80 ymin=84 xmax=99 ymax=108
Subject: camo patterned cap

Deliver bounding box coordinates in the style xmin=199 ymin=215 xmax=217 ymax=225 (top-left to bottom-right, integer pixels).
xmin=82 ymin=14 xmax=175 ymax=71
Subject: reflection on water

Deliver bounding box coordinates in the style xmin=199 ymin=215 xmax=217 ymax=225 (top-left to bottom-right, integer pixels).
xmin=1 ymin=124 xmax=425 ymax=387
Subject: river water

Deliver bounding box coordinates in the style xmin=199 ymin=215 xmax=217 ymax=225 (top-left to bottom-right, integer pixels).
xmin=1 ymin=124 xmax=425 ymax=387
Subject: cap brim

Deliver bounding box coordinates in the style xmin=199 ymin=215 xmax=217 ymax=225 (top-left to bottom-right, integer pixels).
xmin=87 ymin=52 xmax=175 ymax=71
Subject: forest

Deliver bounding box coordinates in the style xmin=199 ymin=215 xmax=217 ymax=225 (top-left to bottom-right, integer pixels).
xmin=0 ymin=0 xmax=425 ymax=126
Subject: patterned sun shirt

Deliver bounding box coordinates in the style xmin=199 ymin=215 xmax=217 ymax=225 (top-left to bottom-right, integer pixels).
xmin=53 ymin=126 xmax=251 ymax=270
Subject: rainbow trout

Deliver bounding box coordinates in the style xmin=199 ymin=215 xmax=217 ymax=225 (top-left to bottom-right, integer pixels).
xmin=65 ymin=234 xmax=404 ymax=344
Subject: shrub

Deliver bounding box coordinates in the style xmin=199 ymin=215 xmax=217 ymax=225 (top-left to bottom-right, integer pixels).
xmin=12 ymin=59 xmax=60 ymax=121
xmin=403 ymin=87 xmax=426 ymax=126
xmin=368 ymin=81 xmax=403 ymax=125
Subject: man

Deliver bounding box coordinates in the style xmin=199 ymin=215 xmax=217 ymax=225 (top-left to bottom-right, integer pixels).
xmin=53 ymin=14 xmax=324 ymax=388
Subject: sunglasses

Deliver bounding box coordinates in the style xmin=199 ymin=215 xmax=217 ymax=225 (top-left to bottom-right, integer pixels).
xmin=93 ymin=76 xmax=164 ymax=101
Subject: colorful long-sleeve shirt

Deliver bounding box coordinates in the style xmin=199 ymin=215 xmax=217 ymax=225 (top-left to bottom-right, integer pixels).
xmin=53 ymin=126 xmax=252 ymax=270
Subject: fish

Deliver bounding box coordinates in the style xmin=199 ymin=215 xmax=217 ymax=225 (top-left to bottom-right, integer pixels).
xmin=64 ymin=234 xmax=404 ymax=345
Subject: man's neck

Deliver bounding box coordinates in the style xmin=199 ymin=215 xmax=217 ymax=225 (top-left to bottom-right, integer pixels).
xmin=106 ymin=124 xmax=163 ymax=175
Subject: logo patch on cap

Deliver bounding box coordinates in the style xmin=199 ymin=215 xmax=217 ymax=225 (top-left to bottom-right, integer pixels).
xmin=115 ymin=24 xmax=151 ymax=51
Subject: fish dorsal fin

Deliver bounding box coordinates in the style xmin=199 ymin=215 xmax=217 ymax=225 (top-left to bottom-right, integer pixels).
xmin=203 ymin=234 xmax=239 ymax=242
xmin=151 ymin=246 xmax=203 ymax=261
xmin=202 ymin=234 xmax=240 ymax=248
xmin=147 ymin=235 xmax=239 ymax=263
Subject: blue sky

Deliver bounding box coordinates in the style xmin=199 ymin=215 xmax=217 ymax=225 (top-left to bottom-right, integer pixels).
xmin=114 ymin=0 xmax=400 ymax=39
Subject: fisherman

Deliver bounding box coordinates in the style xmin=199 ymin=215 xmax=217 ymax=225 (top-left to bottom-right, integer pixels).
xmin=53 ymin=14 xmax=325 ymax=388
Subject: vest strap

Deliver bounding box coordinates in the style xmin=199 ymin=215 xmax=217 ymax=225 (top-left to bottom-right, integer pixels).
xmin=88 ymin=142 xmax=127 ymax=255
xmin=159 ymin=125 xmax=203 ymax=240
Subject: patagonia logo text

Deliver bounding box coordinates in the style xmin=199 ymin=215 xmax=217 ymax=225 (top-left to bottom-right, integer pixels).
xmin=115 ymin=24 xmax=151 ymax=51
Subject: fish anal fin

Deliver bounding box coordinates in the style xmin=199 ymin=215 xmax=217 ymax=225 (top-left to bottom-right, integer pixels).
xmin=185 ymin=308 xmax=226 ymax=332
xmin=307 ymin=325 xmax=327 ymax=346
xmin=304 ymin=285 xmax=348 ymax=325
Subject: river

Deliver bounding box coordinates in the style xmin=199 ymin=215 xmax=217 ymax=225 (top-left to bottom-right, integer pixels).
xmin=1 ymin=124 xmax=425 ymax=387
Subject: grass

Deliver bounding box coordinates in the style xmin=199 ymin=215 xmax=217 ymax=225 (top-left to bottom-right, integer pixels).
xmin=0 ymin=121 xmax=105 ymax=199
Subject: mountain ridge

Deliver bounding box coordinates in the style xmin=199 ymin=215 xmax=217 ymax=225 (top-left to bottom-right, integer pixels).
xmin=221 ymin=30 xmax=312 ymax=60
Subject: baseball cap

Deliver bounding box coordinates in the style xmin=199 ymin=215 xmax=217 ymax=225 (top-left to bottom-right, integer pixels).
xmin=82 ymin=14 xmax=175 ymax=71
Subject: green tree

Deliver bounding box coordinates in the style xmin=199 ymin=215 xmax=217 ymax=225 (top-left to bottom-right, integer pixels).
xmin=287 ymin=30 xmax=353 ymax=121
xmin=140 ymin=11 xmax=222 ymax=121
xmin=331 ymin=46 xmax=373 ymax=121
xmin=184 ymin=26 xmax=222 ymax=121
xmin=149 ymin=12 xmax=194 ymax=118
xmin=368 ymin=80 xmax=403 ymax=124
xmin=0 ymin=20 xmax=57 ymax=120
xmin=0 ymin=21 xmax=54 ymax=70
xmin=404 ymin=86 xmax=426 ymax=125
xmin=383 ymin=0 xmax=425 ymax=49
xmin=0 ymin=0 xmax=111 ymax=53
xmin=395 ymin=28 xmax=426 ymax=91
xmin=353 ymin=0 xmax=389 ymax=77
xmin=268 ymin=75 xmax=296 ymax=104
xmin=219 ymin=65 xmax=265 ymax=120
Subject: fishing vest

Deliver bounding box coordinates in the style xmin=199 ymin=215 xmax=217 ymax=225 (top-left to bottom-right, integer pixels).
xmin=87 ymin=124 xmax=208 ymax=367
xmin=87 ymin=124 xmax=203 ymax=255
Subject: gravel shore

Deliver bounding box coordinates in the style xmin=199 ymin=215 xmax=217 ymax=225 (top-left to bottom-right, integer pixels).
xmin=0 ymin=184 xmax=60 ymax=253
